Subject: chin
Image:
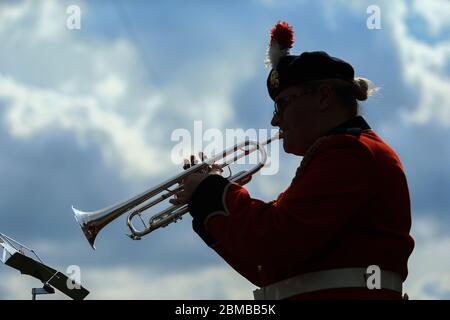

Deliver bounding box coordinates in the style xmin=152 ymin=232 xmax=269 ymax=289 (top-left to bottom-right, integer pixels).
xmin=282 ymin=139 xmax=294 ymax=154
xmin=282 ymin=139 xmax=304 ymax=156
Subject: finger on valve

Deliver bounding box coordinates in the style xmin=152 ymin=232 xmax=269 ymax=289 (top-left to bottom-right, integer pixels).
xmin=190 ymin=155 xmax=198 ymax=167
xmin=210 ymin=163 xmax=224 ymax=174
xmin=183 ymin=159 xmax=191 ymax=170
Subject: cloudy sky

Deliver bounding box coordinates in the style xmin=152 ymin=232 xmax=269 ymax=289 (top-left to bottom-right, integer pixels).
xmin=0 ymin=0 xmax=449 ymax=299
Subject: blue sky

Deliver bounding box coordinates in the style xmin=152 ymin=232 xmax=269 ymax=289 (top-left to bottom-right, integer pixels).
xmin=1 ymin=0 xmax=450 ymax=299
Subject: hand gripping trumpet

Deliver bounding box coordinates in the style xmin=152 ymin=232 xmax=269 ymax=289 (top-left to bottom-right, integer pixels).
xmin=72 ymin=134 xmax=280 ymax=249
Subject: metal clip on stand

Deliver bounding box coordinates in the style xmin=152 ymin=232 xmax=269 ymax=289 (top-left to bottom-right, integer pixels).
xmin=32 ymin=283 xmax=55 ymax=300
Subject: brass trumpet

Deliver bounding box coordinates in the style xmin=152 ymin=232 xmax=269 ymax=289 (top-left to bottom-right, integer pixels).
xmin=72 ymin=134 xmax=279 ymax=249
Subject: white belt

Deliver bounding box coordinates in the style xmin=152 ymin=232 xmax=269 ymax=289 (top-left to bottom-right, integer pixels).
xmin=253 ymin=267 xmax=403 ymax=300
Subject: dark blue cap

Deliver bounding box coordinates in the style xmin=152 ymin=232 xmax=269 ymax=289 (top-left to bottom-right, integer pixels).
xmin=267 ymin=51 xmax=355 ymax=100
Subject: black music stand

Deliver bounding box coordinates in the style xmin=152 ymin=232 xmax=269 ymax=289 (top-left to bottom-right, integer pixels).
xmin=0 ymin=233 xmax=90 ymax=300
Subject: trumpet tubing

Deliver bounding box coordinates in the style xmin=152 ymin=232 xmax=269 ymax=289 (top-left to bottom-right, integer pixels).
xmin=72 ymin=134 xmax=279 ymax=249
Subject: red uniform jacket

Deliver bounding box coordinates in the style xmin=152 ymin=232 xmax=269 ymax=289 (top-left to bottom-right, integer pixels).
xmin=188 ymin=116 xmax=415 ymax=299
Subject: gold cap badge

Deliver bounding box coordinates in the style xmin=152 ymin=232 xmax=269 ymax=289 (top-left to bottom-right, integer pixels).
xmin=270 ymin=70 xmax=280 ymax=89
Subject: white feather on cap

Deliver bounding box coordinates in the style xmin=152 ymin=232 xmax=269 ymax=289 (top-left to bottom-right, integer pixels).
xmin=265 ymin=21 xmax=295 ymax=69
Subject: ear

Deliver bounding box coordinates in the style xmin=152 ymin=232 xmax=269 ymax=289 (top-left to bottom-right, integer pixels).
xmin=317 ymin=84 xmax=333 ymax=111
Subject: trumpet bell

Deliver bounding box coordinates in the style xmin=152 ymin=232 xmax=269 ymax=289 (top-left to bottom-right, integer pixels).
xmin=72 ymin=207 xmax=100 ymax=250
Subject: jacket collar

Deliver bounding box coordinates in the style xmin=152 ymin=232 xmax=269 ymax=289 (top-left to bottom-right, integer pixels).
xmin=326 ymin=116 xmax=371 ymax=136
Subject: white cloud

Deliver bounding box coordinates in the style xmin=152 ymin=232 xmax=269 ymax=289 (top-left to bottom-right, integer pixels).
xmin=404 ymin=215 xmax=450 ymax=299
xmin=85 ymin=266 xmax=255 ymax=300
xmin=0 ymin=74 xmax=166 ymax=178
xmin=329 ymin=0 xmax=450 ymax=126
xmin=412 ymin=0 xmax=450 ymax=36
xmin=0 ymin=265 xmax=255 ymax=300
xmin=94 ymin=74 xmax=127 ymax=103
xmin=33 ymin=0 xmax=66 ymax=41
xmin=385 ymin=0 xmax=450 ymax=126
xmin=0 ymin=1 xmax=31 ymax=32
xmin=0 ymin=0 xmax=260 ymax=181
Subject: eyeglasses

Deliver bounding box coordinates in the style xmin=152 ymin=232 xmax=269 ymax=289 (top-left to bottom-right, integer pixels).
xmin=273 ymin=88 xmax=314 ymax=118
xmin=273 ymin=95 xmax=296 ymax=117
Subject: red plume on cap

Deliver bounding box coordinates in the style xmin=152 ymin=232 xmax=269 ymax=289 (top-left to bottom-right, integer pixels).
xmin=266 ymin=21 xmax=295 ymax=68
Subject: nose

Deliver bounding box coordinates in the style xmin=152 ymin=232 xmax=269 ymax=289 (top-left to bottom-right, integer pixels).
xmin=271 ymin=112 xmax=281 ymax=127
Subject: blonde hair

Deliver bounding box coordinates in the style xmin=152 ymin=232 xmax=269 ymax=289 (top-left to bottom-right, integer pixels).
xmin=351 ymin=77 xmax=379 ymax=101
